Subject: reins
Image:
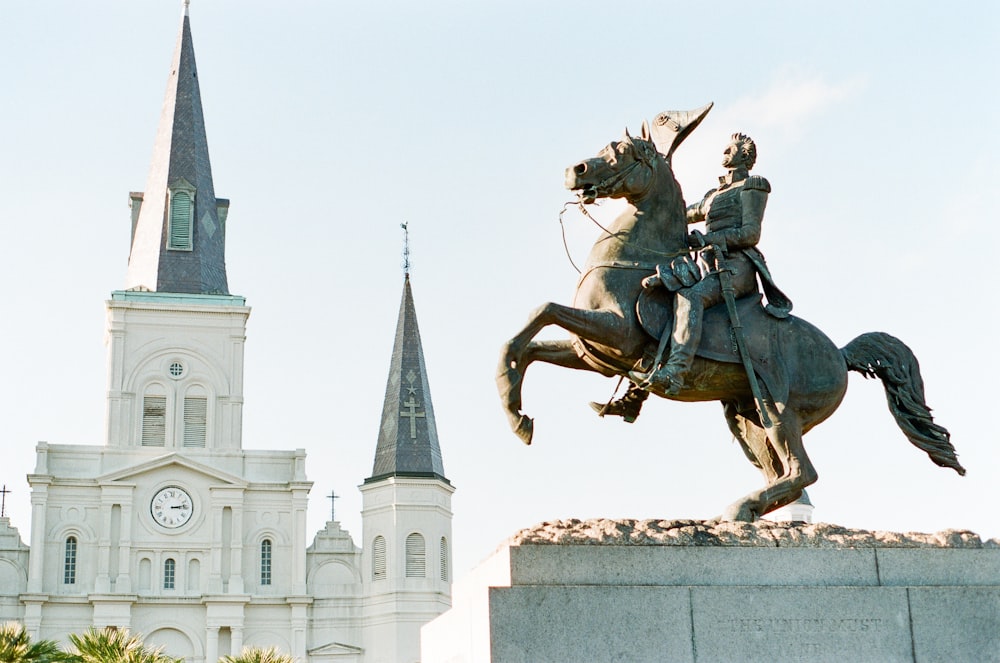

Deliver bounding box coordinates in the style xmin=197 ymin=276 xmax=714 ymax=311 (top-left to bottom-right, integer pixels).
xmin=559 ymin=198 xmax=690 ymax=275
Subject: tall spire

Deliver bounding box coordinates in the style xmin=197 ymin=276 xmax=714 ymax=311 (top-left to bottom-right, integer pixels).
xmin=125 ymin=3 xmax=229 ymax=295
xmin=366 ymin=270 xmax=448 ymax=484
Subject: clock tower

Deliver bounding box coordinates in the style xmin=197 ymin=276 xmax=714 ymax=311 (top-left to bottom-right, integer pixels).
xmin=10 ymin=5 xmax=453 ymax=661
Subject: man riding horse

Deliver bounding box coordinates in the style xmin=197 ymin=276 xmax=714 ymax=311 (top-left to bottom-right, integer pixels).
xmin=499 ymin=105 xmax=961 ymax=521
xmin=595 ymin=132 xmax=792 ymax=418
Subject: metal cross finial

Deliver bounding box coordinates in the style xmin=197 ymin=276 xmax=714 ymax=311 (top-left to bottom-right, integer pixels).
xmin=400 ymin=222 xmax=410 ymax=276
xmin=0 ymin=485 xmax=10 ymax=518
xmin=327 ymin=490 xmax=340 ymax=521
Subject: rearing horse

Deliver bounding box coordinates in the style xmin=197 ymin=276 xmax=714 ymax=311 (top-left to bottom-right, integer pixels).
xmin=497 ymin=105 xmax=963 ymax=522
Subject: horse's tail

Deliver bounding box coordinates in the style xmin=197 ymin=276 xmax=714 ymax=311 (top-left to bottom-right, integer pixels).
xmin=841 ymin=332 xmax=965 ymax=476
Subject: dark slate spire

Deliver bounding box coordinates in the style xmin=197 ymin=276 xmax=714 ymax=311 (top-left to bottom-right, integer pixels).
xmin=366 ymin=275 xmax=448 ymax=484
xmin=125 ymin=3 xmax=229 ymax=295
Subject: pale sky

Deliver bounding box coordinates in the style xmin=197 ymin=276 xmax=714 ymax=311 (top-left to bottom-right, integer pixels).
xmin=2 ymin=1 xmax=998 ymax=577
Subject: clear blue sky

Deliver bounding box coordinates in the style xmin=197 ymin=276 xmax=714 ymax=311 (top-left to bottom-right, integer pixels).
xmin=2 ymin=1 xmax=998 ymax=576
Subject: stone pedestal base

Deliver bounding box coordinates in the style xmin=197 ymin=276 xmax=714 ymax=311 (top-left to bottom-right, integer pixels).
xmin=421 ymin=520 xmax=1000 ymax=663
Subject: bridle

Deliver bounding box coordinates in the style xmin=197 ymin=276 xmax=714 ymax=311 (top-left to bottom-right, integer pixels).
xmin=560 ymin=140 xmax=688 ymax=274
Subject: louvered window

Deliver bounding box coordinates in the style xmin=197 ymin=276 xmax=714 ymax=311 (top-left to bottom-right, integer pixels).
xmin=163 ymin=558 xmax=176 ymax=589
xmin=183 ymin=396 xmax=207 ymax=447
xmin=168 ymin=191 xmax=193 ymax=250
xmin=372 ymin=536 xmax=387 ymax=581
xmin=440 ymin=536 xmax=449 ymax=581
xmin=63 ymin=537 xmax=77 ymax=584
xmin=141 ymin=396 xmax=166 ymax=446
xmin=405 ymin=533 xmax=425 ymax=578
xmin=260 ymin=539 xmax=272 ymax=586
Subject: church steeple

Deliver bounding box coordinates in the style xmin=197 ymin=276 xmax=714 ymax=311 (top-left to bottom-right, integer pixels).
xmin=125 ymin=2 xmax=229 ymax=295
xmin=366 ymin=272 xmax=448 ymax=483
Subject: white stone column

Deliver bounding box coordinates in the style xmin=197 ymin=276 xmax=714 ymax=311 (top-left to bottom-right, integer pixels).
xmin=231 ymin=626 xmax=243 ymax=655
xmin=95 ymin=502 xmax=112 ymax=593
xmin=228 ymin=502 xmax=244 ymax=593
xmin=23 ymin=602 xmax=43 ymax=640
xmin=27 ymin=479 xmax=49 ymax=593
xmin=292 ymin=486 xmax=309 ymax=594
xmin=290 ymin=601 xmax=309 ymax=660
xmin=104 ymin=306 xmax=128 ymax=447
xmin=209 ymin=505 xmax=224 ymax=593
xmin=115 ymin=502 xmax=133 ymax=593
xmin=205 ymin=626 xmax=219 ymax=663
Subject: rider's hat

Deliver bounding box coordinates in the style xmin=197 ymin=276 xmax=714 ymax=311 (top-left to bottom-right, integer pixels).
xmin=650 ymin=102 xmax=714 ymax=157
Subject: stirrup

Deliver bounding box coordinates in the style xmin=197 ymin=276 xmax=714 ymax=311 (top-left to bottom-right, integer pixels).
xmin=629 ymin=365 xmax=685 ymax=395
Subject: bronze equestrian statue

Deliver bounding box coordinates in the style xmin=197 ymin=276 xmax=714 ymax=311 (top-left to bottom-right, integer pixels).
xmin=497 ymin=103 xmax=962 ymax=522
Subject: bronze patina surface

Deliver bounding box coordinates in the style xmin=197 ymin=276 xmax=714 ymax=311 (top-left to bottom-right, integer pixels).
xmin=497 ymin=104 xmax=962 ymax=522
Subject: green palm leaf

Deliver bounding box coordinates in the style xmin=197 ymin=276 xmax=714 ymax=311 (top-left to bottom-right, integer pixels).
xmin=67 ymin=628 xmax=181 ymax=663
xmin=218 ymin=647 xmax=293 ymax=663
xmin=0 ymin=622 xmax=76 ymax=662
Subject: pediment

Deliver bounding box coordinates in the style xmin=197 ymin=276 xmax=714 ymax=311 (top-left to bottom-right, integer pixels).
xmin=98 ymin=453 xmax=247 ymax=487
xmin=307 ymin=641 xmax=364 ymax=656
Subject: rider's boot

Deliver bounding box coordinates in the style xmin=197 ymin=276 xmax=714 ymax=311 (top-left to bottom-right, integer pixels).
xmin=590 ymin=383 xmax=649 ymax=423
xmin=630 ymin=294 xmax=703 ymax=395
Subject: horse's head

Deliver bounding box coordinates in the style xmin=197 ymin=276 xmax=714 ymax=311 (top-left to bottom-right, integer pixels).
xmin=565 ymin=123 xmax=663 ymax=205
xmin=565 ymin=103 xmax=714 ymax=206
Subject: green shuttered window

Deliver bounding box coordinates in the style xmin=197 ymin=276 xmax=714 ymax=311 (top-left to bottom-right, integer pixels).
xmin=169 ymin=191 xmax=193 ymax=250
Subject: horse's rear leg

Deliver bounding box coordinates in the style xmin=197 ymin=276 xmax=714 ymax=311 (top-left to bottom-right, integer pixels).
xmin=720 ymin=401 xmax=817 ymax=522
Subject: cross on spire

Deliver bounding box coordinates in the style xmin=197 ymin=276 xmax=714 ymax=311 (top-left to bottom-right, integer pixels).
xmin=327 ymin=490 xmax=340 ymax=521
xmin=0 ymin=485 xmax=10 ymax=518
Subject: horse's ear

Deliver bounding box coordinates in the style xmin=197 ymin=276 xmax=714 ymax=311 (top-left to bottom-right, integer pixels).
xmin=623 ymin=127 xmax=631 ymax=140
xmin=641 ymin=120 xmax=651 ymax=141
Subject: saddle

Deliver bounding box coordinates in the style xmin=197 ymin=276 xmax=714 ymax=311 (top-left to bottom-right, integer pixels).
xmin=636 ymin=288 xmax=790 ymax=403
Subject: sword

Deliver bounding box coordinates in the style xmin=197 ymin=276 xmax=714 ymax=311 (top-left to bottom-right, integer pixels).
xmin=712 ymin=245 xmax=773 ymax=428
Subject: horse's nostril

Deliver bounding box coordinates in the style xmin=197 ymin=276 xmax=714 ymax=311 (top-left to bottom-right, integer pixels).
xmin=574 ymin=163 xmax=587 ymax=175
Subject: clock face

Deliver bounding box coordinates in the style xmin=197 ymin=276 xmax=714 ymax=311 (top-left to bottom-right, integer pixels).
xmin=150 ymin=486 xmax=194 ymax=529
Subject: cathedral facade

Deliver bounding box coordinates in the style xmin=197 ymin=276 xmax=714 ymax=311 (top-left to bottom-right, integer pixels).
xmin=0 ymin=7 xmax=452 ymax=662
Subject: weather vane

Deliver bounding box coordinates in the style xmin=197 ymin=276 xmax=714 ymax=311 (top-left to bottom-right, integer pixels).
xmin=400 ymin=222 xmax=410 ymax=276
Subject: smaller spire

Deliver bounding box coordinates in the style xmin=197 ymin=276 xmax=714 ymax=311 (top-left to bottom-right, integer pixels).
xmin=366 ymin=274 xmax=448 ymax=485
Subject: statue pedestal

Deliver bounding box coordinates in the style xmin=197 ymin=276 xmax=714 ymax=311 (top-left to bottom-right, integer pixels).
xmin=421 ymin=519 xmax=1000 ymax=663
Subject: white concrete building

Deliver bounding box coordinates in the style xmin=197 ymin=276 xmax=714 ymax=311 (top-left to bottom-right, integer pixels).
xmin=0 ymin=6 xmax=452 ymax=662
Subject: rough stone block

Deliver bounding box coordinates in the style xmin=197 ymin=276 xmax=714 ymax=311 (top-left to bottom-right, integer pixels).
xmin=422 ymin=520 xmax=1000 ymax=663
xmin=909 ymin=587 xmax=1000 ymax=662
xmin=490 ymin=586 xmax=693 ymax=663
xmin=508 ymin=544 xmax=879 ymax=587
xmin=691 ymin=586 xmax=912 ymax=663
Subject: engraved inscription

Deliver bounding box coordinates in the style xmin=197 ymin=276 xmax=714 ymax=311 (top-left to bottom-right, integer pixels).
xmin=716 ymin=617 xmax=884 ymax=633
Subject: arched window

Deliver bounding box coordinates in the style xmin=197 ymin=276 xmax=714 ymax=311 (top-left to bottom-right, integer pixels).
xmin=182 ymin=387 xmax=208 ymax=448
xmin=260 ymin=539 xmax=272 ymax=586
xmin=405 ymin=533 xmax=425 ymax=578
xmin=141 ymin=392 xmax=167 ymax=447
xmin=168 ymin=190 xmax=193 ymax=250
xmin=440 ymin=536 xmax=450 ymax=581
xmin=163 ymin=558 xmax=176 ymax=589
xmin=63 ymin=536 xmax=77 ymax=584
xmin=372 ymin=536 xmax=387 ymax=581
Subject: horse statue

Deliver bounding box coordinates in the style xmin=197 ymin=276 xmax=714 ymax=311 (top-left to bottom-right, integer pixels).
xmin=496 ymin=103 xmax=963 ymax=522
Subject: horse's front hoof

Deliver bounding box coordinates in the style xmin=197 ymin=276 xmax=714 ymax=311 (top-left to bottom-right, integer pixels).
xmin=515 ymin=415 xmax=534 ymax=445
